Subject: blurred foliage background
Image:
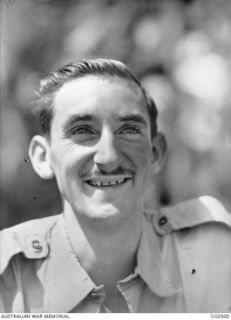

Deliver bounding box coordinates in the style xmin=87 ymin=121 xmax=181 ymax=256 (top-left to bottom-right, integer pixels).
xmin=1 ymin=0 xmax=231 ymax=229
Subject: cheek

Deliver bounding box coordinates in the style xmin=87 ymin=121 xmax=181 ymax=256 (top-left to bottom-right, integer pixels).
xmin=49 ymin=144 xmax=94 ymax=185
xmin=123 ymin=140 xmax=153 ymax=166
xmin=49 ymin=146 xmax=77 ymax=180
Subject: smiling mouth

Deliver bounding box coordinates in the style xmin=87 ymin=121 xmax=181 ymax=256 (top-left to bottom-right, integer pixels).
xmin=84 ymin=176 xmax=132 ymax=188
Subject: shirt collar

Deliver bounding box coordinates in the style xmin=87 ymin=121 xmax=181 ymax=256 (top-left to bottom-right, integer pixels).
xmin=35 ymin=215 xmax=95 ymax=312
xmin=39 ymin=212 xmax=179 ymax=312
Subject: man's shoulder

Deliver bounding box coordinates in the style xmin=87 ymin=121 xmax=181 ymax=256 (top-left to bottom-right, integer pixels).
xmin=145 ymin=196 xmax=231 ymax=312
xmin=0 ymin=214 xmax=61 ymax=275
xmin=147 ymin=195 xmax=231 ymax=236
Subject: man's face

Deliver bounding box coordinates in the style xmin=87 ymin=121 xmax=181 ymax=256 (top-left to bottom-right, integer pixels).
xmin=47 ymin=76 xmax=156 ymax=223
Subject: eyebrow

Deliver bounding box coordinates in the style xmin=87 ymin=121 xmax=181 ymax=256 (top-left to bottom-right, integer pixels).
xmin=63 ymin=114 xmax=95 ymax=131
xmin=116 ymin=114 xmax=148 ymax=127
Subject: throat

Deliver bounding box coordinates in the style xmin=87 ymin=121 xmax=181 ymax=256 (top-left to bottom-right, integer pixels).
xmin=88 ymin=248 xmax=137 ymax=288
xmin=63 ymin=202 xmax=142 ymax=287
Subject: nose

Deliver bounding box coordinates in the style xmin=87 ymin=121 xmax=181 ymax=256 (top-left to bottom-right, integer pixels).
xmin=94 ymin=129 xmax=120 ymax=171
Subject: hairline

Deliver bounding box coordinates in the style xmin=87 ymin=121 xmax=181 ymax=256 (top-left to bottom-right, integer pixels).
xmin=35 ymin=60 xmax=157 ymax=138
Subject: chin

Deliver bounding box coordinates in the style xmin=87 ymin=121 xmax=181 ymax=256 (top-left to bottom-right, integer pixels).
xmin=81 ymin=202 xmax=131 ymax=225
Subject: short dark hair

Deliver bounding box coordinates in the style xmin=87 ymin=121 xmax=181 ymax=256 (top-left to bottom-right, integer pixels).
xmin=33 ymin=58 xmax=158 ymax=137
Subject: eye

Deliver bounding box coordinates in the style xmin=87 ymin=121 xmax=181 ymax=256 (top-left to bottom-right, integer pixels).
xmin=119 ymin=125 xmax=142 ymax=135
xmin=70 ymin=126 xmax=95 ymax=135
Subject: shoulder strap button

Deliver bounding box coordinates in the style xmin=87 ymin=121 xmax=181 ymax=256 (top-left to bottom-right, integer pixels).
xmin=158 ymin=216 xmax=168 ymax=226
xmin=151 ymin=196 xmax=231 ymax=236
xmin=32 ymin=240 xmax=43 ymax=252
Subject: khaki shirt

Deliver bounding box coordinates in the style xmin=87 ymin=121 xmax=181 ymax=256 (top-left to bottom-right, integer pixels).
xmin=0 ymin=196 xmax=231 ymax=313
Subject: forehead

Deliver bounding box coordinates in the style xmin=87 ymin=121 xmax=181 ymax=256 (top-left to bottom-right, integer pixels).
xmin=52 ymin=75 xmax=148 ymax=124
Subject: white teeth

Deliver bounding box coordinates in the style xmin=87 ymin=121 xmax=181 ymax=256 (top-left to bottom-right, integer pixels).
xmin=86 ymin=178 xmax=128 ymax=187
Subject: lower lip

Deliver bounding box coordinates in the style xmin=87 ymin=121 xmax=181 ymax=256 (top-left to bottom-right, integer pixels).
xmin=85 ymin=178 xmax=132 ymax=189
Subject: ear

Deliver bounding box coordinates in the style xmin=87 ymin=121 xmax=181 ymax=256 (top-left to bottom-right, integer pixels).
xmin=151 ymin=132 xmax=167 ymax=175
xmin=28 ymin=135 xmax=54 ymax=180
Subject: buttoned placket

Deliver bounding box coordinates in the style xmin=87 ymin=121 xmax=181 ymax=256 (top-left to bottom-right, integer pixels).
xmin=62 ymin=213 xmax=144 ymax=312
xmin=61 ymin=213 xmax=132 ymax=312
xmin=60 ymin=212 xmax=180 ymax=312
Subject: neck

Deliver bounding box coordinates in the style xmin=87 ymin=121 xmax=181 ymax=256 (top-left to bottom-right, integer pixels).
xmin=63 ymin=202 xmax=142 ymax=288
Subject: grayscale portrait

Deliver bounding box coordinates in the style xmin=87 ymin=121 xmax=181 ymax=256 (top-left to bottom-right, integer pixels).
xmin=1 ymin=0 xmax=231 ymax=313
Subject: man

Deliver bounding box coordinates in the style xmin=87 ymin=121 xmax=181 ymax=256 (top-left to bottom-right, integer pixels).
xmin=0 ymin=59 xmax=231 ymax=313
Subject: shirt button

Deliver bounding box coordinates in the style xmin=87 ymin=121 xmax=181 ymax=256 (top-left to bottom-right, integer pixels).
xmin=158 ymin=216 xmax=168 ymax=226
xmin=90 ymin=291 xmax=105 ymax=300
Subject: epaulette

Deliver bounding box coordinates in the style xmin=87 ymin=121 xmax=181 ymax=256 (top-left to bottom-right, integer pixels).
xmin=148 ymin=196 xmax=231 ymax=236
xmin=0 ymin=214 xmax=60 ymax=275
